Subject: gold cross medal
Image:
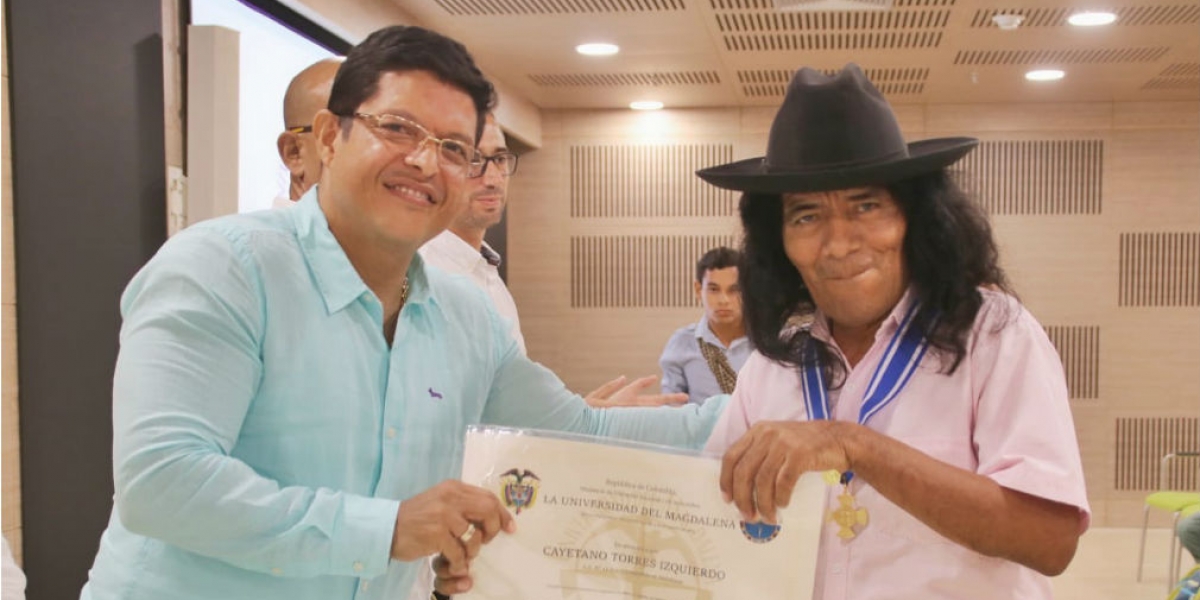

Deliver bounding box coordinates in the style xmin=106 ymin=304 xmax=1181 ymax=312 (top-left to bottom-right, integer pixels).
xmin=827 ymin=471 xmax=868 ymax=539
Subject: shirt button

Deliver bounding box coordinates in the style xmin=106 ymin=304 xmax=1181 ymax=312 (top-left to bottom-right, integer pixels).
xmin=831 ymin=565 xmax=844 ymax=575
xmin=271 ymin=567 xmax=283 ymax=576
xmin=386 ymin=427 xmax=397 ymax=439
xmin=360 ymin=581 xmax=370 ymax=591
xmin=353 ymin=561 xmax=364 ymax=573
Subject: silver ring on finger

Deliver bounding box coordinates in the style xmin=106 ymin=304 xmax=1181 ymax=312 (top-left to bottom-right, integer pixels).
xmin=458 ymin=522 xmax=476 ymax=545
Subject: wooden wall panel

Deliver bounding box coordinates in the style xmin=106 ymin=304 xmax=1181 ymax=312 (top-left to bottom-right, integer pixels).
xmin=570 ymin=145 xmax=736 ymax=218
xmin=958 ymin=140 xmax=1103 ymax=215
xmin=571 ymin=235 xmax=737 ymax=308
xmin=1114 ymin=416 xmax=1199 ymax=491
xmin=1119 ymin=232 xmax=1200 ymax=306
xmin=1045 ymin=325 xmax=1101 ymax=400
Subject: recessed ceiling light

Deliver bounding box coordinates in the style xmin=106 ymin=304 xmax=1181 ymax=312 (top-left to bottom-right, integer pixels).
xmin=1067 ymin=11 xmax=1117 ymax=26
xmin=1025 ymin=69 xmax=1065 ymax=82
xmin=576 ymin=43 xmax=619 ymax=56
xmin=630 ymin=100 xmax=664 ymax=110
xmin=991 ymin=13 xmax=1024 ymax=30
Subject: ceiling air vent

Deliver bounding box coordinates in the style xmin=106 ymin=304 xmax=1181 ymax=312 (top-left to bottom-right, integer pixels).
xmin=970 ymin=5 xmax=1200 ymax=27
xmin=726 ymin=30 xmax=942 ymax=51
xmin=716 ymin=9 xmax=950 ymax=31
xmin=1116 ymin=4 xmax=1200 ymax=25
xmin=770 ymin=0 xmax=890 ymax=9
xmin=432 ymin=0 xmax=684 ymax=16
xmin=954 ymin=47 xmax=1169 ymax=65
xmin=738 ymin=67 xmax=927 ymax=97
xmin=1141 ymin=63 xmax=1200 ymax=91
xmin=1141 ymin=78 xmax=1200 ymax=91
xmin=1159 ymin=62 xmax=1200 ymax=77
xmin=969 ymin=8 xmax=1071 ymax=28
xmin=529 ymin=72 xmax=721 ymax=87
xmin=711 ymin=0 xmax=949 ymax=8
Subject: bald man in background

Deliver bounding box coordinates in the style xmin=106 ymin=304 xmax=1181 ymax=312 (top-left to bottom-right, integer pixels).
xmin=274 ymin=58 xmax=343 ymax=206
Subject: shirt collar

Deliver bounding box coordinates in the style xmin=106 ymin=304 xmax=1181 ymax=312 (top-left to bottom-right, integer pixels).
xmin=425 ymin=230 xmax=496 ymax=271
xmin=694 ymin=315 xmax=748 ymax=350
xmin=292 ymin=187 xmax=434 ymax=314
xmin=480 ymin=242 xmax=502 ymax=267
xmin=405 ymin=254 xmax=434 ymax=307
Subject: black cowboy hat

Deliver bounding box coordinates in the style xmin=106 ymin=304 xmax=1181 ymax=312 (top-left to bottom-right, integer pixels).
xmin=697 ymin=64 xmax=977 ymax=194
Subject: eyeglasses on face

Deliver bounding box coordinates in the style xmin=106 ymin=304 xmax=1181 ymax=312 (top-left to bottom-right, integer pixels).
xmin=477 ymin=151 xmax=519 ymax=177
xmin=343 ymin=112 xmax=484 ymax=176
xmin=285 ymin=125 xmax=313 ymax=134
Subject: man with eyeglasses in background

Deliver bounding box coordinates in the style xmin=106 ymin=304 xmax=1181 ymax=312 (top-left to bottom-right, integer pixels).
xmin=80 ymin=25 xmax=726 ymax=600
xmin=419 ymin=114 xmax=524 ymax=351
xmin=419 ymin=114 xmax=681 ymax=407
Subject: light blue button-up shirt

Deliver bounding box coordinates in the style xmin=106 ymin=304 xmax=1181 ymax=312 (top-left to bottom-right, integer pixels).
xmin=81 ymin=191 xmax=727 ymax=600
xmin=659 ymin=317 xmax=752 ymax=405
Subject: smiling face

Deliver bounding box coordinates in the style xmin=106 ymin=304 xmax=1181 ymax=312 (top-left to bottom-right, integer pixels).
xmin=314 ymin=69 xmax=477 ymax=254
xmin=781 ymin=186 xmax=908 ymax=332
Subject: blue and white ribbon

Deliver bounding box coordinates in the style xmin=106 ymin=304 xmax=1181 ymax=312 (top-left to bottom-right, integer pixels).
xmin=801 ymin=301 xmax=929 ymax=427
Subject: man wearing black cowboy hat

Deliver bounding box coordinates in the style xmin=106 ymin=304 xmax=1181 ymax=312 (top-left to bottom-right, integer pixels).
xmin=700 ymin=64 xmax=1089 ymax=598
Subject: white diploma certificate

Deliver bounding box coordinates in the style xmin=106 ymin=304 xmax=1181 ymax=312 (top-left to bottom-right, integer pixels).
xmin=458 ymin=427 xmax=825 ymax=600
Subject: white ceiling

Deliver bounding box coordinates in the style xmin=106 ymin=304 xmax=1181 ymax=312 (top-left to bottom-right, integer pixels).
xmin=392 ymin=0 xmax=1200 ymax=108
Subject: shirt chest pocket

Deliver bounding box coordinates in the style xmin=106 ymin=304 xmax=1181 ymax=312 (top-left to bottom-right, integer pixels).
xmin=394 ymin=365 xmax=463 ymax=439
xmin=386 ymin=306 xmax=497 ymax=486
xmin=388 ymin=349 xmax=489 ymax=474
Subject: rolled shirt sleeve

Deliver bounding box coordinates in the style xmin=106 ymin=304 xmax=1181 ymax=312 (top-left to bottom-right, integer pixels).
xmin=969 ymin=299 xmax=1091 ymax=530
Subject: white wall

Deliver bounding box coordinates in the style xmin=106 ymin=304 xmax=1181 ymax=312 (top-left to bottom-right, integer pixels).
xmin=191 ymin=0 xmax=335 ymax=213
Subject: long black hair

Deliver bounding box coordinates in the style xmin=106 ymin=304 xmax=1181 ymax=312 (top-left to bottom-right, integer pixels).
xmin=738 ymin=169 xmax=1011 ymax=387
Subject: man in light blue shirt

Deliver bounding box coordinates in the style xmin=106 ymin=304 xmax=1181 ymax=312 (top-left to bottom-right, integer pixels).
xmin=81 ymin=26 xmax=725 ymax=600
xmin=659 ymin=247 xmax=753 ymax=404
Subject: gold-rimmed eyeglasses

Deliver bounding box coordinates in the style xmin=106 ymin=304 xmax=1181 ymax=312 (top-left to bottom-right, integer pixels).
xmin=343 ymin=112 xmax=484 ymax=177
xmin=285 ymin=125 xmax=313 ymax=134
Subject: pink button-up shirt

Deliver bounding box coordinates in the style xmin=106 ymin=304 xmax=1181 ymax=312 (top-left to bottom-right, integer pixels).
xmin=705 ymin=288 xmax=1090 ymax=600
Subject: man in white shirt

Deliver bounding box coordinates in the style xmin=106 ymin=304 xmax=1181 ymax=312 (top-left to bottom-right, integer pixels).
xmin=420 ymin=115 xmax=679 ymax=406
xmin=419 ymin=114 xmax=525 ymax=351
